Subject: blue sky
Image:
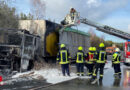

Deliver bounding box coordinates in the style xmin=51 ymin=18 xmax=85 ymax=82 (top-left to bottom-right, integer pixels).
xmin=10 ymin=0 xmax=130 ymax=43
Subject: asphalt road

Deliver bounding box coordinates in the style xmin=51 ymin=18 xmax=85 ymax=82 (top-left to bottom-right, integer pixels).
xmin=41 ymin=65 xmax=130 ymax=90
xmin=1 ymin=57 xmax=130 ymax=90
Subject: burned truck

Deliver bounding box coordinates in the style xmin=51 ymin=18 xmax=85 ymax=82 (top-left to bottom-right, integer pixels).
xmin=0 ymin=29 xmax=41 ymax=72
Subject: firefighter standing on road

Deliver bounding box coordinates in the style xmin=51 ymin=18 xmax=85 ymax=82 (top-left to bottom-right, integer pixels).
xmin=76 ymin=46 xmax=85 ymax=76
xmin=85 ymin=47 xmax=95 ymax=76
xmin=57 ymin=44 xmax=70 ymax=76
xmin=91 ymin=43 xmax=107 ymax=84
xmin=112 ymin=48 xmax=121 ymax=79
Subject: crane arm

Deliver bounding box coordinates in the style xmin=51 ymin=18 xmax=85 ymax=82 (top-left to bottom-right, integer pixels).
xmin=80 ymin=18 xmax=130 ymax=40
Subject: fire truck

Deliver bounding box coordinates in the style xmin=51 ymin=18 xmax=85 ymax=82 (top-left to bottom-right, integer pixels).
xmin=61 ymin=8 xmax=130 ymax=65
xmin=124 ymin=40 xmax=130 ymax=65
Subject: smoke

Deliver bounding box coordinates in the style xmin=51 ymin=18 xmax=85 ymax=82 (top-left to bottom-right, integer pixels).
xmin=43 ymin=0 xmax=129 ymax=22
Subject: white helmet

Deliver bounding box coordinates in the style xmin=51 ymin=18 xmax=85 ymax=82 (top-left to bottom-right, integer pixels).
xmin=115 ymin=48 xmax=120 ymax=52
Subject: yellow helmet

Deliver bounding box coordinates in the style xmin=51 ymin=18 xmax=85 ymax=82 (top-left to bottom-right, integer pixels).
xmin=78 ymin=46 xmax=83 ymax=50
xmin=99 ymin=43 xmax=105 ymax=47
xmin=89 ymin=47 xmax=93 ymax=51
xmin=60 ymin=44 xmax=65 ymax=48
xmin=93 ymin=47 xmax=96 ymax=51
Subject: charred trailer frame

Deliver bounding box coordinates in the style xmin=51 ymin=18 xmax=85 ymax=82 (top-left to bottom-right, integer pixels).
xmin=0 ymin=29 xmax=41 ymax=72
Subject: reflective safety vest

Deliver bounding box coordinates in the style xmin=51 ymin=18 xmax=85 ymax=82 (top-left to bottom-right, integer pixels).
xmin=85 ymin=52 xmax=94 ymax=64
xmin=96 ymin=50 xmax=106 ymax=63
xmin=112 ymin=53 xmax=121 ymax=64
xmin=58 ymin=50 xmax=69 ymax=64
xmin=76 ymin=51 xmax=84 ymax=63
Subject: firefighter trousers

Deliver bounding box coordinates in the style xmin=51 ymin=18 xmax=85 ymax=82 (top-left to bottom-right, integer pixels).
xmin=93 ymin=63 xmax=105 ymax=79
xmin=76 ymin=63 xmax=84 ymax=75
xmin=61 ymin=64 xmax=70 ymax=76
xmin=85 ymin=63 xmax=94 ymax=76
xmin=113 ymin=63 xmax=121 ymax=75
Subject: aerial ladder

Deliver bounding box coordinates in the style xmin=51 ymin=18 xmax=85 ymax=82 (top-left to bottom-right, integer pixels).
xmin=61 ymin=8 xmax=130 ymax=40
xmin=61 ymin=8 xmax=130 ymax=65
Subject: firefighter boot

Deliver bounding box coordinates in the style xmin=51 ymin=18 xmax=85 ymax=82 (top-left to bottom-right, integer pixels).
xmin=77 ymin=73 xmax=80 ymax=76
xmin=118 ymin=73 xmax=121 ymax=78
xmin=99 ymin=77 xmax=103 ymax=82
xmin=81 ymin=73 xmax=84 ymax=76
xmin=114 ymin=74 xmax=119 ymax=79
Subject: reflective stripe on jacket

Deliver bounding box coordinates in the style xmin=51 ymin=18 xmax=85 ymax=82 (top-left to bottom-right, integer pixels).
xmin=57 ymin=49 xmax=69 ymax=64
xmin=96 ymin=50 xmax=107 ymax=63
xmin=85 ymin=52 xmax=94 ymax=64
xmin=112 ymin=53 xmax=121 ymax=64
xmin=76 ymin=51 xmax=84 ymax=63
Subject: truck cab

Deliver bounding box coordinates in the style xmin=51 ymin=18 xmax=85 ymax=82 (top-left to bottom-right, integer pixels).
xmin=106 ymin=46 xmax=117 ymax=55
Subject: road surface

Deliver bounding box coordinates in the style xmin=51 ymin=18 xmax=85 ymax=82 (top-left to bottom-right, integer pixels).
xmin=0 ymin=61 xmax=130 ymax=90
xmin=35 ymin=64 xmax=130 ymax=90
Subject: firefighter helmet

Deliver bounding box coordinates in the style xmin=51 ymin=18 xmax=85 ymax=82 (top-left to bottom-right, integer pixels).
xmin=78 ymin=46 xmax=83 ymax=50
xmin=60 ymin=44 xmax=65 ymax=48
xmin=99 ymin=43 xmax=105 ymax=47
xmin=93 ymin=47 xmax=96 ymax=51
xmin=89 ymin=47 xmax=93 ymax=51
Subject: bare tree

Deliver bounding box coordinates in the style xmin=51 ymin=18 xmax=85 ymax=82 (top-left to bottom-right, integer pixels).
xmin=30 ymin=0 xmax=46 ymax=20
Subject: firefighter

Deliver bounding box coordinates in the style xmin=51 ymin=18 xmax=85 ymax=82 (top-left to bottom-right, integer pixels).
xmin=112 ymin=48 xmax=121 ymax=79
xmin=93 ymin=47 xmax=97 ymax=63
xmin=85 ymin=47 xmax=95 ymax=76
xmin=70 ymin=7 xmax=76 ymax=22
xmin=76 ymin=46 xmax=85 ymax=76
xmin=57 ymin=44 xmax=70 ymax=76
xmin=91 ymin=43 xmax=107 ymax=84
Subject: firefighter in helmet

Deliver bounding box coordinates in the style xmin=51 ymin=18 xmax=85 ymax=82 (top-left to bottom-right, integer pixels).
xmin=57 ymin=44 xmax=70 ymax=76
xmin=76 ymin=46 xmax=85 ymax=76
xmin=91 ymin=43 xmax=107 ymax=84
xmin=70 ymin=7 xmax=76 ymax=22
xmin=85 ymin=47 xmax=95 ymax=76
xmin=112 ymin=48 xmax=121 ymax=79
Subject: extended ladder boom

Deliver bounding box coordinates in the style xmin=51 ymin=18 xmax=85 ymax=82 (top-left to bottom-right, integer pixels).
xmin=80 ymin=18 xmax=130 ymax=40
xmin=61 ymin=9 xmax=130 ymax=40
